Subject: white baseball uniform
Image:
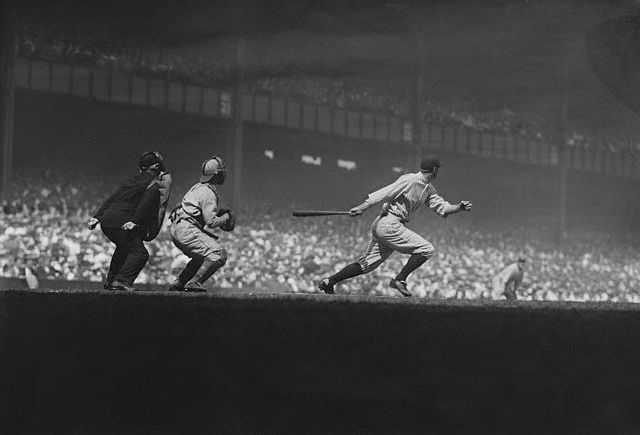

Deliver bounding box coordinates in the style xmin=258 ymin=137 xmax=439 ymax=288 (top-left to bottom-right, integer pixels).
xmin=170 ymin=183 xmax=227 ymax=262
xmin=357 ymin=172 xmax=453 ymax=273
xmin=492 ymin=262 xmax=524 ymax=297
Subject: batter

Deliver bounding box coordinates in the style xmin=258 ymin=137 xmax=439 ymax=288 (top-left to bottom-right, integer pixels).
xmin=318 ymin=156 xmax=472 ymax=297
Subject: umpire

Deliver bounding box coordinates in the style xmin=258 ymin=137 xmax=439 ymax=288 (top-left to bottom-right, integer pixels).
xmin=88 ymin=151 xmax=164 ymax=291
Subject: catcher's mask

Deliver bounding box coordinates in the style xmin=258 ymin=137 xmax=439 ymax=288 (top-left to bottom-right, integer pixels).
xmin=139 ymin=151 xmax=165 ymax=174
xmin=200 ymin=156 xmax=227 ymax=184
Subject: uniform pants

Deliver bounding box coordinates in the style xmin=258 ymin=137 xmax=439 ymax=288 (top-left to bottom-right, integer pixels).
xmin=101 ymin=227 xmax=149 ymax=285
xmin=170 ymin=220 xmax=226 ymax=262
xmin=493 ymin=277 xmax=515 ymax=300
xmin=170 ymin=220 xmax=227 ymax=284
xmin=357 ymin=214 xmax=435 ymax=273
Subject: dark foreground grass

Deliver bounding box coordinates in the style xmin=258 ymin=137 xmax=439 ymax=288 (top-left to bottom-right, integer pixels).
xmin=2 ymin=289 xmax=640 ymax=434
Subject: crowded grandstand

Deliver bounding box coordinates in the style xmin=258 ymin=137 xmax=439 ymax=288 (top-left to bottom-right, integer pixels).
xmin=8 ymin=2 xmax=640 ymax=434
xmin=1 ymin=0 xmax=640 ymax=302
xmin=1 ymin=166 xmax=639 ymax=301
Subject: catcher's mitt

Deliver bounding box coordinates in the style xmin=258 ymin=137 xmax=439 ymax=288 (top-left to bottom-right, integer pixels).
xmin=220 ymin=210 xmax=236 ymax=232
xmin=216 ymin=207 xmax=232 ymax=217
xmin=216 ymin=207 xmax=235 ymax=231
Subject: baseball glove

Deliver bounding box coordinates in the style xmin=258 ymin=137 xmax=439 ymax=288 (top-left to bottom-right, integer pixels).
xmin=222 ymin=212 xmax=236 ymax=232
xmin=216 ymin=207 xmax=232 ymax=217
xmin=216 ymin=207 xmax=235 ymax=232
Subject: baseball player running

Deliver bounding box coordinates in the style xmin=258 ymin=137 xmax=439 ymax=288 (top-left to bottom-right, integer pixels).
xmin=492 ymin=257 xmax=526 ymax=300
xmin=318 ymin=156 xmax=472 ymax=297
xmin=168 ymin=156 xmax=235 ymax=292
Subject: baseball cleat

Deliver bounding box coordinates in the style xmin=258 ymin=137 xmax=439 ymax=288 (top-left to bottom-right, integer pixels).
xmin=184 ymin=281 xmax=207 ymax=292
xmin=318 ymin=279 xmax=335 ymax=294
xmin=503 ymin=291 xmax=517 ymax=301
xmin=389 ymin=279 xmax=412 ymax=297
xmin=111 ymin=280 xmax=137 ymax=292
xmin=168 ymin=280 xmax=185 ymax=292
xmin=103 ymin=276 xmax=116 ymax=290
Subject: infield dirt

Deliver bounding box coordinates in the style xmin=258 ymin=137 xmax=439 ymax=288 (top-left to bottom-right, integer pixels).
xmin=2 ymin=289 xmax=640 ymax=433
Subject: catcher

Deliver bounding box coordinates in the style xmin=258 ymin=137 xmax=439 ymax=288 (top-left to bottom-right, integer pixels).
xmin=168 ymin=156 xmax=235 ymax=292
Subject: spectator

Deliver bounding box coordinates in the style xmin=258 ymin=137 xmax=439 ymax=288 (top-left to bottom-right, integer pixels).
xmin=1 ymin=168 xmax=640 ymax=301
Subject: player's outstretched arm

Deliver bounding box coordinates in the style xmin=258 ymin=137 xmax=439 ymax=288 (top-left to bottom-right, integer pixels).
xmin=439 ymin=200 xmax=472 ymax=217
xmin=459 ymin=201 xmax=472 ymax=212
xmin=350 ymin=174 xmax=413 ymax=217
xmin=349 ymin=200 xmax=370 ymax=216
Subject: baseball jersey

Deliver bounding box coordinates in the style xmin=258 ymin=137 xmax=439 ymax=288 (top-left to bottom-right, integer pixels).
xmin=367 ymin=172 xmax=452 ymax=222
xmin=180 ymin=183 xmax=222 ymax=229
xmin=494 ymin=263 xmax=524 ymax=287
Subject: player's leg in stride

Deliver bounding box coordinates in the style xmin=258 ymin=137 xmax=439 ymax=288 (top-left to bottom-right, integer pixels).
xmin=318 ymin=262 xmax=365 ymax=294
xmin=378 ymin=218 xmax=435 ymax=297
xmin=389 ymin=253 xmax=430 ymax=297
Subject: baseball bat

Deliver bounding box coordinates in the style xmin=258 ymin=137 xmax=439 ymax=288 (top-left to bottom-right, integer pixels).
xmin=292 ymin=210 xmax=351 ymax=217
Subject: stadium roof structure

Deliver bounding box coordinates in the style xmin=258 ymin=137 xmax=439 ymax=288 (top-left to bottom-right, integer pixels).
xmin=9 ymin=0 xmax=640 ymax=139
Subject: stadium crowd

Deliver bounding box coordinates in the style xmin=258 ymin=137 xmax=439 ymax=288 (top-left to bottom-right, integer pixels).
xmin=5 ymin=20 xmax=640 ymax=299
xmin=14 ymin=27 xmax=639 ymax=153
xmin=1 ymin=172 xmax=639 ymax=303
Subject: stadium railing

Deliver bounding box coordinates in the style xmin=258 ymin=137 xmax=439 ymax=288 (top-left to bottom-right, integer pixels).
xmin=11 ymin=56 xmax=640 ymax=179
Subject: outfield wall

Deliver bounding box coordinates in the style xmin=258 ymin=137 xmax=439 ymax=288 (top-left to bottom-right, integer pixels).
xmin=12 ymin=56 xmax=640 ymax=180
xmin=2 ymin=290 xmax=640 ymax=433
xmin=11 ymin=90 xmax=640 ymax=233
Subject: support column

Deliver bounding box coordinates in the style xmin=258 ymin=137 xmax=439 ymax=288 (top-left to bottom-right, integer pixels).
xmin=1 ymin=11 xmax=16 ymax=202
xmin=226 ymin=4 xmax=246 ymax=210
xmin=557 ymin=6 xmax=572 ymax=246
xmin=412 ymin=28 xmax=426 ymax=170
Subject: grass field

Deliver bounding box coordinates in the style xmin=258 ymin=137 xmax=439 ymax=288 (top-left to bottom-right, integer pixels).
xmin=3 ymin=288 xmax=640 ymax=434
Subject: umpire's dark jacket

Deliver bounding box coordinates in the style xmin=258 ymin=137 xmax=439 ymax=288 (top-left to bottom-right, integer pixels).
xmin=94 ymin=171 xmax=160 ymax=232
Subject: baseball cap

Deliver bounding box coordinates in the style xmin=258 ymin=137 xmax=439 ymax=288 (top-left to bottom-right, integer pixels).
xmin=200 ymin=156 xmax=226 ymax=183
xmin=420 ymin=155 xmax=441 ymax=172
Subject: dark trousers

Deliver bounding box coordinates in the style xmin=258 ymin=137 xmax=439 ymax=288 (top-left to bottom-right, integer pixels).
xmin=177 ymin=257 xmax=205 ymax=284
xmin=101 ymin=227 xmax=149 ymax=285
xmin=503 ymin=284 xmax=517 ymax=301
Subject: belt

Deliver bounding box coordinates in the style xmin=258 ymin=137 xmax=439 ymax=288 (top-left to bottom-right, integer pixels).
xmin=380 ymin=210 xmax=404 ymax=222
xmin=170 ymin=207 xmax=218 ymax=239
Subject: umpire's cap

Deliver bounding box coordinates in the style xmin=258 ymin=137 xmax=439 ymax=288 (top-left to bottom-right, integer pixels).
xmin=420 ymin=155 xmax=441 ymax=173
xmin=139 ymin=151 xmax=164 ymax=171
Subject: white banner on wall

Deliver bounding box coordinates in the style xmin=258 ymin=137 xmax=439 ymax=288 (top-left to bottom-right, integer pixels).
xmin=302 ymin=155 xmax=322 ymax=166
xmin=337 ymin=159 xmax=356 ymax=171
